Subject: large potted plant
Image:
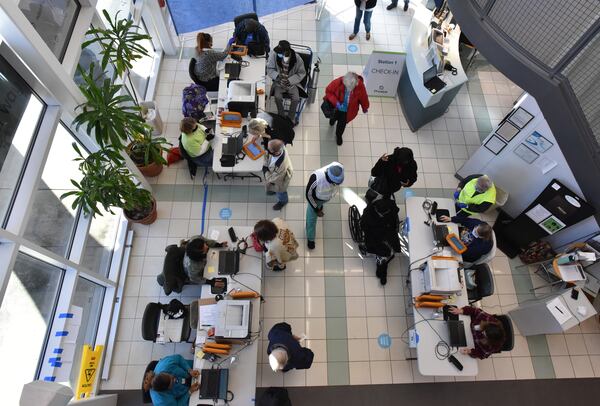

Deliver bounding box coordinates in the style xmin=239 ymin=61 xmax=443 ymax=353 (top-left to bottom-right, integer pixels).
xmin=127 ymin=130 xmax=171 ymax=177
xmin=62 ymin=144 xmax=157 ymax=224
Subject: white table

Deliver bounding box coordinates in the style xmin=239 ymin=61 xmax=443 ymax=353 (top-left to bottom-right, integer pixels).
xmin=211 ymin=56 xmax=267 ymax=181
xmin=405 ymin=196 xmax=478 ymax=376
xmin=190 ymin=226 xmax=263 ymax=406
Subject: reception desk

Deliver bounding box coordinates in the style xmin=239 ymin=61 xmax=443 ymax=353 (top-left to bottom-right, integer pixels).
xmin=398 ymin=5 xmax=468 ymax=131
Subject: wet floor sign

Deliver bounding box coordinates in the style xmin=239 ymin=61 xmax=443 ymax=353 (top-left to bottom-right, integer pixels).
xmin=75 ymin=345 xmax=104 ymax=399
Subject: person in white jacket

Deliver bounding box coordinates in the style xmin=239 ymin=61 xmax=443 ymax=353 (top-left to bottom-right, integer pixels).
xmin=254 ymin=218 xmax=299 ymax=271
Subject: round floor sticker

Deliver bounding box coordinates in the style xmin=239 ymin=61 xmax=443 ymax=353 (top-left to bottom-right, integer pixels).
xmin=378 ymin=333 xmax=392 ymax=349
xmin=347 ymin=44 xmax=360 ymax=54
xmin=219 ymin=207 xmax=232 ymax=220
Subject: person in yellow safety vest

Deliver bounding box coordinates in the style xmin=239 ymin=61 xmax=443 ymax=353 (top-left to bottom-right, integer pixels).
xmin=453 ymin=174 xmax=496 ymax=217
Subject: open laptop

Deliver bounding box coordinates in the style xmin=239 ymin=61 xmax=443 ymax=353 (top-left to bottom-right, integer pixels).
xmin=446 ymin=320 xmax=467 ymax=348
xmin=199 ymin=369 xmax=229 ymax=400
xmin=218 ymin=250 xmax=240 ymax=275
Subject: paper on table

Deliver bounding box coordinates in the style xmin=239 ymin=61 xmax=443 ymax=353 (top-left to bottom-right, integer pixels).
xmin=210 ymin=230 xmax=220 ymax=240
xmin=535 ymin=156 xmax=557 ymax=174
xmin=526 ymin=204 xmax=552 ymax=223
xmin=556 ymin=264 xmax=585 ymax=282
xmin=199 ymin=304 xmax=217 ymax=326
xmin=547 ymin=297 xmax=573 ymax=325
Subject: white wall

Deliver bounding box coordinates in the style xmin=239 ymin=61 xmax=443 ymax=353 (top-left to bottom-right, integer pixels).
xmin=458 ymin=93 xmax=599 ymax=250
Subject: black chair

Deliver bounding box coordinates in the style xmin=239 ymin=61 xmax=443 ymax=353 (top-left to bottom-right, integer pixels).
xmin=141 ymin=302 xmax=191 ymax=343
xmin=189 ymin=58 xmax=201 ymax=85
xmin=467 ymin=263 xmax=495 ymax=303
xmin=141 ymin=360 xmax=159 ymax=404
xmin=234 ymin=12 xmax=259 ymax=28
xmin=496 ymin=314 xmax=515 ymax=352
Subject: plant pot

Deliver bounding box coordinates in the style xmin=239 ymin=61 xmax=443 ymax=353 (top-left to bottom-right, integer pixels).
xmin=124 ymin=197 xmax=158 ymax=225
xmin=127 ymin=143 xmax=164 ymax=177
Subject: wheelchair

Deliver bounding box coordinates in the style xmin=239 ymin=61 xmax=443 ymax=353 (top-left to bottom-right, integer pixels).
xmin=268 ymin=44 xmax=314 ymax=123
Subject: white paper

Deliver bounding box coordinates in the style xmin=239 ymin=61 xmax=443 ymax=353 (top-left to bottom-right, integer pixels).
xmin=525 ymin=204 xmax=552 ymax=223
xmin=199 ymin=304 xmax=218 ymax=326
xmin=547 ymin=297 xmax=573 ymax=325
xmin=209 ymin=230 xmax=220 ymax=240
xmin=556 ymin=264 xmax=585 ymax=282
xmin=534 ymin=156 xmax=557 ymax=174
xmin=551 ymin=183 xmax=561 ymax=190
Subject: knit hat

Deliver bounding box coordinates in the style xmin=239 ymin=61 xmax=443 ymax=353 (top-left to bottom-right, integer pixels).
xmin=326 ymin=163 xmax=344 ymax=185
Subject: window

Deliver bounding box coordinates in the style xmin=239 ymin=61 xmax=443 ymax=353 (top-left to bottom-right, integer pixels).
xmin=0 ymin=54 xmax=45 ymax=227
xmin=23 ymin=125 xmax=84 ymax=256
xmin=81 ymin=208 xmax=121 ymax=276
xmin=18 ymin=0 xmax=81 ymax=61
xmin=96 ymin=0 xmax=132 ymax=22
xmin=74 ymin=29 xmax=116 ymax=87
xmin=129 ymin=19 xmax=156 ymax=100
xmin=0 ymin=253 xmax=63 ymax=405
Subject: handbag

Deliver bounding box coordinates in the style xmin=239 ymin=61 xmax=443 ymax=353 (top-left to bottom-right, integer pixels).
xmin=320 ymin=99 xmax=334 ymax=119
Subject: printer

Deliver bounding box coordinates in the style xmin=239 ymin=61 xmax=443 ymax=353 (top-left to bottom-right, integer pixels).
xmin=423 ymin=256 xmax=462 ymax=295
xmin=215 ymin=299 xmax=251 ymax=339
xmin=227 ymin=80 xmax=257 ymax=118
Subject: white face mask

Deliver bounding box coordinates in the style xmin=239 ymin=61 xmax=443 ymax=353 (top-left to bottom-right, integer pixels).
xmin=283 ymin=55 xmax=290 ymax=63
xmin=472 ymin=227 xmax=480 ymax=239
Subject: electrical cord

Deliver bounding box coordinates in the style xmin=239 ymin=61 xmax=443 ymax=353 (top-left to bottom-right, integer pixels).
xmin=414 ymin=307 xmax=456 ymax=360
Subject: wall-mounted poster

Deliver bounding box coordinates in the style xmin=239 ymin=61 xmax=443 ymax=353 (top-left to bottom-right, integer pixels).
xmin=514 ymin=143 xmax=539 ymax=164
xmin=496 ymin=120 xmax=520 ymax=142
xmin=508 ymin=107 xmax=534 ymax=128
xmin=525 ymin=131 xmax=553 ymax=154
xmin=484 ymin=134 xmax=507 ymax=155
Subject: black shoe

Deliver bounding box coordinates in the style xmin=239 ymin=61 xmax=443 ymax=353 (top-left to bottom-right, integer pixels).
xmin=404 ymin=3 xmax=409 ymax=11
xmin=273 ymin=202 xmax=286 ymax=211
xmin=266 ymin=191 xmax=276 ymax=196
xmin=329 ymin=118 xmax=335 ymax=126
xmin=387 ymin=3 xmax=397 ymax=10
xmin=307 ymin=240 xmax=315 ymax=250
xmin=358 ymin=244 xmax=368 ymax=256
xmin=379 ymin=273 xmax=387 ymax=285
xmin=336 ymin=134 xmax=343 ymax=145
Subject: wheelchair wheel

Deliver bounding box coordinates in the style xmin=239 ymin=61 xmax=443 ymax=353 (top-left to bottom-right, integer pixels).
xmin=348 ymin=205 xmax=364 ymax=243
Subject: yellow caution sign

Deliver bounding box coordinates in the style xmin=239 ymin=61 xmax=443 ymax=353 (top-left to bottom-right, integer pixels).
xmin=75 ymin=345 xmax=104 ymax=399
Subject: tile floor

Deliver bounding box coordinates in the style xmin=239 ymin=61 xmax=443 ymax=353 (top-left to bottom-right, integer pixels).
xmin=100 ymin=1 xmax=600 ymax=391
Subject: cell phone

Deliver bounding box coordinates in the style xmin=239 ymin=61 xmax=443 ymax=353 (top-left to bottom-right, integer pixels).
xmin=228 ymin=227 xmax=237 ymax=242
xmin=571 ymin=288 xmax=579 ymax=300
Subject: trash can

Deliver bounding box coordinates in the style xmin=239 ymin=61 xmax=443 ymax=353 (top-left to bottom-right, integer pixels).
xmin=141 ymin=101 xmax=164 ymax=135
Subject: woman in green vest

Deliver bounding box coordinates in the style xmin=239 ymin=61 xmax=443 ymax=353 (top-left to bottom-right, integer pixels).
xmin=454 ymin=174 xmax=496 ymax=217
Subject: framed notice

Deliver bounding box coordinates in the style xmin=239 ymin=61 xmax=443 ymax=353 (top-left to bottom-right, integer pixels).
xmin=484 ymin=134 xmax=507 ymax=155
xmin=525 ymin=131 xmax=553 ymax=154
xmin=496 ymin=120 xmax=520 ymax=142
xmin=514 ymin=143 xmax=539 ymax=164
xmin=508 ymin=107 xmax=534 ymax=129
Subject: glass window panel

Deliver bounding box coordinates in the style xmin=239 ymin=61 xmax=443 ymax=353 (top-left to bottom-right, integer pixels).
xmin=19 ymin=0 xmax=81 ymax=60
xmin=23 ymin=125 xmax=85 ymax=256
xmin=0 ymin=253 xmax=63 ymax=405
xmin=81 ymin=207 xmax=121 ymax=276
xmin=0 ymin=54 xmax=45 ymax=227
xmin=67 ymin=277 xmax=105 ymax=388
xmin=96 ymin=0 xmax=132 ymax=23
xmin=74 ymin=29 xmax=116 ymax=87
xmin=129 ymin=19 xmax=156 ymax=100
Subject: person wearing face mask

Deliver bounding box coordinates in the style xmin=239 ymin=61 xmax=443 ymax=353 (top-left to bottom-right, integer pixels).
xmin=267 ymin=40 xmax=307 ymax=124
xmin=449 ymin=306 xmax=506 ymax=359
xmin=367 ymin=146 xmax=418 ymax=203
xmin=233 ymin=18 xmax=270 ymax=56
xmin=439 ymin=215 xmax=494 ymax=264
xmin=183 ymin=235 xmax=228 ymax=283
xmin=324 ymin=72 xmax=370 ymax=145
xmin=143 ymin=354 xmax=200 ymax=406
xmin=262 ymin=139 xmax=293 ymax=211
xmin=453 ymin=174 xmax=497 ymax=217
xmin=305 ymin=162 xmax=344 ymax=249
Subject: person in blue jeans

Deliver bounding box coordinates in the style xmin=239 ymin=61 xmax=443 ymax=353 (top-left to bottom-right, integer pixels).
xmin=262 ymin=139 xmax=293 ymax=211
xmin=349 ymin=0 xmax=377 ymax=41
xmin=143 ymin=354 xmax=199 ymax=406
xmin=387 ymin=0 xmax=410 ymax=12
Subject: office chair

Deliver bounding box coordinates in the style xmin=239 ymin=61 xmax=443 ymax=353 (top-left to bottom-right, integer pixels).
xmin=467 ymin=263 xmax=495 ymax=304
xmin=141 ymin=360 xmax=159 ymax=404
xmin=141 ymin=302 xmax=191 ymax=343
xmin=495 ymin=314 xmax=515 ymax=352
xmin=234 ymin=12 xmax=259 ymax=28
xmin=189 ymin=300 xmax=199 ymax=330
xmin=189 ymin=58 xmax=201 ymax=85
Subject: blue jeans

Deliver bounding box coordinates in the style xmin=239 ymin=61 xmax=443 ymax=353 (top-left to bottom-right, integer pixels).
xmin=353 ymin=7 xmax=373 ymax=34
xmin=190 ymin=149 xmax=213 ymax=167
xmin=276 ymin=191 xmax=288 ymax=205
xmin=305 ymin=202 xmax=324 ymax=241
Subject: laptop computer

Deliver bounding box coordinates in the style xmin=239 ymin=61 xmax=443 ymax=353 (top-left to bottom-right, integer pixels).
xmin=446 ymin=320 xmax=467 ymax=348
xmin=225 ymin=62 xmax=241 ymax=79
xmin=432 ymin=223 xmax=449 ymax=247
xmin=222 ymin=130 xmax=245 ymax=156
xmin=218 ymin=250 xmax=240 ymax=275
xmin=199 ymin=369 xmax=229 ymax=400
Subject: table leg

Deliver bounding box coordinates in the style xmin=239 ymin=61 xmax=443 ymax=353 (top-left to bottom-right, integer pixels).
xmin=223 ymin=172 xmax=263 ymax=182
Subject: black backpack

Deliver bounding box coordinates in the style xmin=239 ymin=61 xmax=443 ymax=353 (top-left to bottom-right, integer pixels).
xmin=258 ymin=387 xmax=292 ymax=406
xmin=161 ymin=299 xmax=186 ymax=319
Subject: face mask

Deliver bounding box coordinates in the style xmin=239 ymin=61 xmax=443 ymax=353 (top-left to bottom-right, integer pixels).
xmin=472 ymin=228 xmax=480 ymax=239
xmin=277 ymin=53 xmax=284 ymax=58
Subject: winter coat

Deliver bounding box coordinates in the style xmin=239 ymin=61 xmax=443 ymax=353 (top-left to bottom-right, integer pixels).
xmin=324 ymin=75 xmax=370 ymax=123
xmin=262 ymin=148 xmax=293 ymax=193
xmin=267 ymin=50 xmax=307 ymax=91
xmin=360 ymin=198 xmax=401 ymax=257
xmin=157 ymin=244 xmax=188 ymax=296
xmin=233 ymin=18 xmax=271 ymax=54
xmin=354 ymin=0 xmax=378 ymax=9
xmin=263 ymin=218 xmax=299 ymax=266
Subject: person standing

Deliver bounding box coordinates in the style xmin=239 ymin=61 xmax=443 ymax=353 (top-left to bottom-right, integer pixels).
xmin=349 ymin=0 xmax=377 ymax=41
xmin=453 ymin=174 xmax=497 ymax=217
xmin=387 ymin=0 xmax=409 ymax=12
xmin=367 ymin=147 xmax=418 ymax=202
xmin=305 ymin=162 xmax=345 ymax=249
xmin=267 ymin=40 xmax=307 ymax=124
xmin=262 ymin=139 xmax=293 ymax=211
xmin=253 ymin=218 xmax=299 ymax=271
xmin=267 ymin=322 xmax=314 ymax=372
xmin=324 ymin=72 xmax=369 ymax=145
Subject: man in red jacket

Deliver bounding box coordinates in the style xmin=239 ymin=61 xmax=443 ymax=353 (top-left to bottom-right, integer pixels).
xmin=325 ymin=72 xmax=370 ymax=145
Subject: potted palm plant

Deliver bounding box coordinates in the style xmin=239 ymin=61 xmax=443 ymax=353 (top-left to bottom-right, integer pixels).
xmin=62 ymin=144 xmax=157 ymax=224
xmin=127 ymin=130 xmax=171 ymax=177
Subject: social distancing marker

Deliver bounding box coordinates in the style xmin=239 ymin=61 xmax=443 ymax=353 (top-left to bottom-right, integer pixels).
xmin=220 ymin=207 xmax=232 ymax=220
xmin=378 ymin=333 xmax=392 ymax=349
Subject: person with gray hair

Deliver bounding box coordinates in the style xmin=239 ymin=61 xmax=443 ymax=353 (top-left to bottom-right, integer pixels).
xmin=267 ymin=322 xmax=314 ymax=372
xmin=324 ymin=72 xmax=370 ymax=145
xmin=454 ymin=174 xmax=497 ymax=217
xmin=262 ymin=138 xmax=293 ymax=210
xmin=247 ymin=117 xmax=270 ymax=144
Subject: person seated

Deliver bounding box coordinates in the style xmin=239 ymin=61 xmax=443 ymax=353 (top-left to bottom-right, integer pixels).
xmin=247 ymin=113 xmax=295 ymax=146
xmin=193 ymin=32 xmax=230 ymax=91
xmin=454 ymin=174 xmax=496 ymax=217
xmin=267 ymin=40 xmax=306 ymax=124
xmin=368 ymin=147 xmax=418 ymax=202
xmin=233 ymin=17 xmax=270 ymax=56
xmin=267 ymin=322 xmax=314 ymax=372
xmin=439 ymin=215 xmax=493 ymax=264
xmin=180 ymin=117 xmax=214 ymax=167
xmin=183 ymin=235 xmax=228 ymax=283
xmin=254 ymin=218 xmax=299 ymax=271
xmin=143 ymin=354 xmax=199 ymax=405
xmin=449 ymin=306 xmax=506 ymax=359
xmin=157 ymin=243 xmax=188 ymax=296
xmin=359 ymin=195 xmax=401 ymax=285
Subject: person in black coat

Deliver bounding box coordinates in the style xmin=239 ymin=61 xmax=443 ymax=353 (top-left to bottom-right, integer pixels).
xmin=367 ymin=147 xmax=418 ymax=203
xmin=267 ymin=323 xmax=314 ymax=372
xmin=157 ymin=243 xmax=189 ymax=295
